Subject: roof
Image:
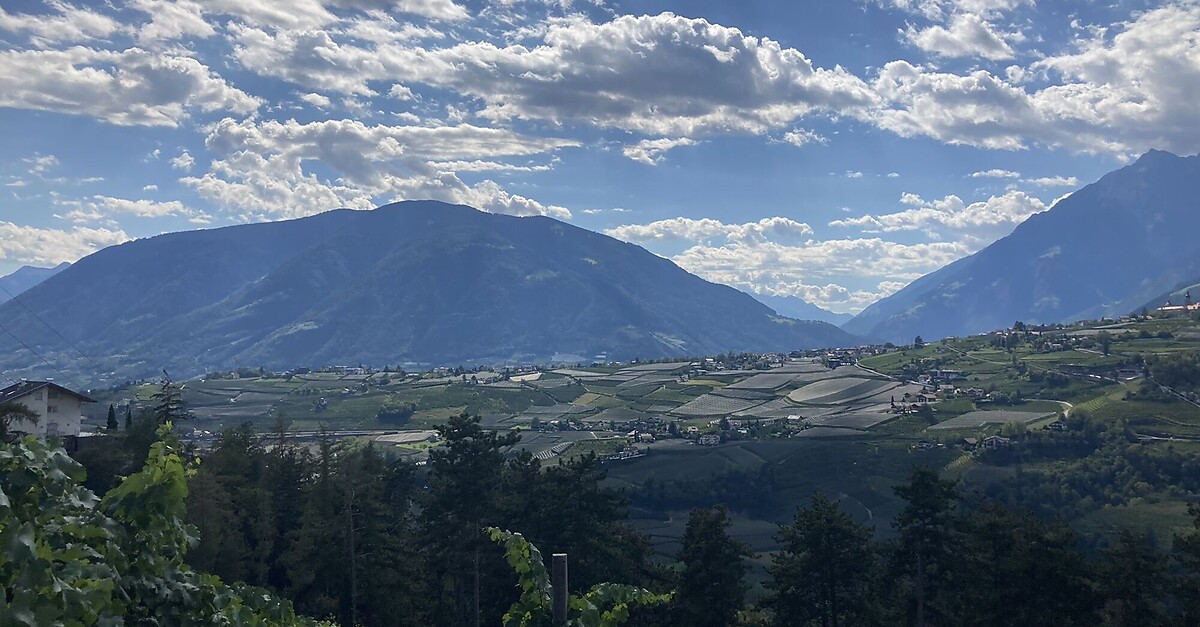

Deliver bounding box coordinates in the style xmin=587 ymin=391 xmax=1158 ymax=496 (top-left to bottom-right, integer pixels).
xmin=0 ymin=381 xmax=96 ymax=405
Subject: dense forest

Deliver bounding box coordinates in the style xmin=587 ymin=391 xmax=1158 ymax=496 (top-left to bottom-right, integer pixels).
xmin=6 ymin=385 xmax=1200 ymax=626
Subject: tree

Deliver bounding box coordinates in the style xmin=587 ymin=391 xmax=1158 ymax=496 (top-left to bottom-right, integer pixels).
xmin=1175 ymin=504 xmax=1200 ymax=624
xmin=892 ymin=468 xmax=959 ymax=627
xmin=421 ymin=411 xmax=520 ymax=625
xmin=107 ymin=403 xmax=119 ymax=431
xmin=1097 ymin=331 xmax=1113 ymax=357
xmin=954 ymin=503 xmax=1096 ymax=626
xmin=150 ymin=376 xmax=190 ymax=425
xmin=0 ymin=401 xmax=37 ymax=440
xmin=914 ymin=336 xmax=925 ymax=349
xmin=673 ymin=506 xmax=750 ymax=627
xmin=0 ymin=427 xmax=329 ymax=626
xmin=125 ymin=404 xmax=133 ymax=430
xmin=765 ymin=493 xmax=876 ymax=627
xmin=1098 ymin=530 xmax=1169 ymax=626
xmin=487 ymin=528 xmax=669 ymax=627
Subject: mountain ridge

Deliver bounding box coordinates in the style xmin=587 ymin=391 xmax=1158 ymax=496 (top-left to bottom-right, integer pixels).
xmin=0 ymin=201 xmax=857 ymax=383
xmin=0 ymin=262 xmax=70 ymax=304
xmin=844 ymin=150 xmax=1200 ymax=342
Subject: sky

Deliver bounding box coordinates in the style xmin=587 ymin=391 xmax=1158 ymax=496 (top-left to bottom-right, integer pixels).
xmin=0 ymin=0 xmax=1195 ymax=314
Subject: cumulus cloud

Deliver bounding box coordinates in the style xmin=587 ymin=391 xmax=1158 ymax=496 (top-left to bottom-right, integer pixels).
xmin=606 ymin=216 xmax=814 ymax=246
xmin=970 ymin=168 xmax=1020 ymax=178
xmin=127 ymin=0 xmax=214 ymax=44
xmin=754 ymin=280 xmax=909 ymax=313
xmin=1022 ymin=175 xmax=1079 ymax=187
xmin=300 ymin=92 xmax=334 ymax=109
xmin=170 ymin=150 xmax=196 ymax=171
xmin=828 ymin=190 xmax=1048 ymax=240
xmin=231 ymin=12 xmax=879 ymax=136
xmin=182 ymin=117 xmax=578 ymax=220
xmin=884 ymin=0 xmax=1033 ymax=21
xmin=670 ymin=237 xmax=969 ymax=312
xmin=0 ymin=221 xmax=130 ymax=266
xmin=604 ymin=212 xmax=965 ymax=312
xmin=873 ymin=4 xmax=1200 ymax=154
xmin=622 ymin=138 xmax=698 ymax=165
xmin=904 ymin=12 xmax=1017 ymax=61
xmin=0 ymin=2 xmax=122 ymax=46
xmin=781 ymin=128 xmax=828 ymax=147
xmin=0 ymin=46 xmax=261 ymax=127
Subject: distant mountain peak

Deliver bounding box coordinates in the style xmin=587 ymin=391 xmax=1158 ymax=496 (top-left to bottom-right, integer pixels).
xmin=844 ymin=151 xmax=1200 ymax=342
xmin=0 ymin=202 xmax=858 ymax=383
xmin=0 ymin=262 xmax=71 ymax=305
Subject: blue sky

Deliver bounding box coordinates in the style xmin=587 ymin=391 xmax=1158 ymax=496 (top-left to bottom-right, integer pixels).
xmin=0 ymin=0 xmax=1192 ymax=313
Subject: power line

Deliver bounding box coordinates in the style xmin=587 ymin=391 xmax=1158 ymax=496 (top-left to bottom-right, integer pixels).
xmin=0 ymin=318 xmax=82 ymax=389
xmin=0 ymin=282 xmax=106 ymax=374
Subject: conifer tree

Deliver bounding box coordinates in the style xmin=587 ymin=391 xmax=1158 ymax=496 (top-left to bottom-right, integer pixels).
xmin=674 ymin=506 xmax=750 ymax=627
xmin=765 ymin=493 xmax=876 ymax=627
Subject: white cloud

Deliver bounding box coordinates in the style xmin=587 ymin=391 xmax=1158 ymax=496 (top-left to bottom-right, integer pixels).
xmin=883 ymin=0 xmax=1033 ymax=21
xmin=0 ymin=221 xmax=129 ymax=266
xmin=670 ymin=237 xmax=969 ymax=312
xmin=182 ymin=117 xmax=578 ymax=220
xmin=845 ymin=170 xmax=864 ymax=178
xmin=54 ymin=195 xmax=209 ymax=224
xmin=754 ymin=280 xmax=909 ymax=313
xmin=904 ymin=12 xmax=1017 ymax=61
xmin=970 ymin=168 xmax=1020 ymax=178
xmin=605 ymin=211 xmax=965 ymax=312
xmin=232 ymin=12 xmax=879 ymax=136
xmin=622 ymin=137 xmax=698 ymax=165
xmin=128 ymin=0 xmax=214 ymax=44
xmin=170 ymin=150 xmax=196 ymax=171
xmin=873 ymin=4 xmax=1200 ymax=154
xmin=24 ymin=154 xmax=59 ymax=177
xmin=0 ymin=2 xmax=122 ymax=46
xmin=606 ymin=216 xmax=814 ymax=246
xmin=300 ymin=92 xmax=334 ymax=109
xmin=142 ymin=184 xmax=158 ymax=191
xmin=0 ymin=46 xmax=261 ymax=127
xmin=1022 ymin=175 xmax=1078 ymax=187
xmin=828 ymin=189 xmax=1048 ymax=240
xmin=782 ymin=128 xmax=828 ymax=147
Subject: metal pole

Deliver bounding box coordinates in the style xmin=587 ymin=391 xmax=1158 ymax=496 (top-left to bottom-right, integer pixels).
xmin=552 ymin=553 xmax=569 ymax=624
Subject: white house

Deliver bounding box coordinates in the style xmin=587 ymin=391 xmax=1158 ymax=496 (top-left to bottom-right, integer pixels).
xmin=0 ymin=380 xmax=95 ymax=437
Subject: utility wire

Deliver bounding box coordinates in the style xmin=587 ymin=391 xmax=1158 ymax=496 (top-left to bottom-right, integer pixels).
xmin=0 ymin=282 xmax=106 ymax=374
xmin=0 ymin=318 xmax=82 ymax=389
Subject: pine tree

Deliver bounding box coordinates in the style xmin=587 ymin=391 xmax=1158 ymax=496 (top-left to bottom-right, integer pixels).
xmin=674 ymin=506 xmax=750 ymax=627
xmin=124 ymin=404 xmax=133 ymax=430
xmin=892 ymin=467 xmax=959 ymax=627
xmin=765 ymin=492 xmax=876 ymax=627
xmin=150 ymin=377 xmax=190 ymax=425
xmin=1098 ymin=530 xmax=1169 ymax=626
xmin=421 ymin=411 xmax=519 ymax=625
xmin=107 ymin=404 xmax=118 ymax=431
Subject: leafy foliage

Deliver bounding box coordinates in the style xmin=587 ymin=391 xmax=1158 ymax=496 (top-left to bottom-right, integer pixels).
xmin=487 ymin=527 xmax=670 ymax=627
xmin=0 ymin=426 xmax=327 ymax=626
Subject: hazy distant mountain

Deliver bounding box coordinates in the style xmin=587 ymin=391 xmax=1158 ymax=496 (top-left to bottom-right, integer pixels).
xmin=0 ymin=262 xmax=70 ymax=304
xmin=844 ymin=150 xmax=1200 ymax=343
xmin=1141 ymin=276 xmax=1200 ymax=312
xmin=745 ymin=291 xmax=854 ymax=326
xmin=0 ymin=201 xmax=857 ymax=383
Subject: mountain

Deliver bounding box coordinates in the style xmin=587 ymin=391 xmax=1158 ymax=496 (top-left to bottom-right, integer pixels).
xmin=0 ymin=262 xmax=70 ymax=304
xmin=745 ymin=291 xmax=854 ymax=326
xmin=0 ymin=201 xmax=857 ymax=383
xmin=844 ymin=150 xmax=1200 ymax=343
xmin=1141 ymin=276 xmax=1200 ymax=312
